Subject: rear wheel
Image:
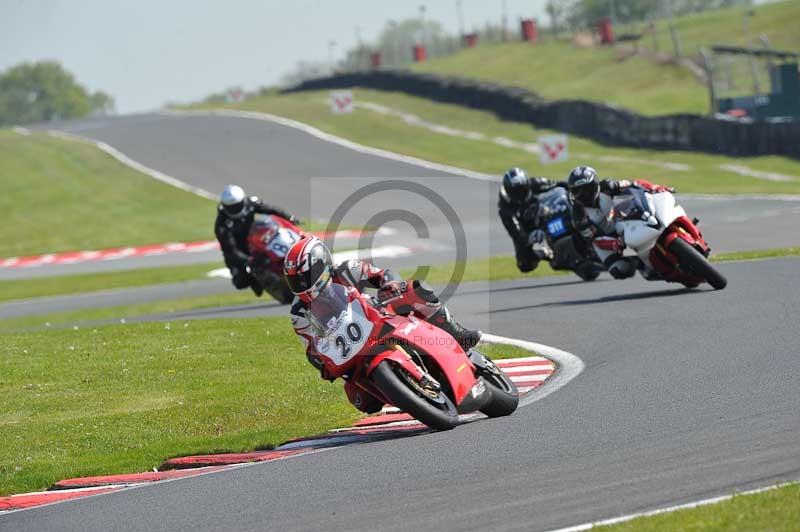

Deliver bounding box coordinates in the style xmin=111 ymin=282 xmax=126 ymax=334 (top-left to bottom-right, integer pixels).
xmin=669 ymin=238 xmax=727 ymax=290
xmin=371 ymin=361 xmax=459 ymax=430
xmin=477 ymin=358 xmax=519 ymax=418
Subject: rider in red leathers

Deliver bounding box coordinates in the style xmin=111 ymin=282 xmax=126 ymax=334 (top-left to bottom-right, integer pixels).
xmin=567 ymin=166 xmax=674 ymax=279
xmin=284 ymin=236 xmax=481 ymax=413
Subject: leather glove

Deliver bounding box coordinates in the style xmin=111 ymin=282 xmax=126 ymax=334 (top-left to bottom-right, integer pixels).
xmin=377 ymin=280 xmax=407 ymax=301
xmin=528 ymin=229 xmax=547 ymax=246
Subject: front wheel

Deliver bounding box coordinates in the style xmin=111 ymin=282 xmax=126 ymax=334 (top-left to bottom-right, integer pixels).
xmin=371 ymin=361 xmax=459 ymax=430
xmin=669 ymin=237 xmax=727 ymax=290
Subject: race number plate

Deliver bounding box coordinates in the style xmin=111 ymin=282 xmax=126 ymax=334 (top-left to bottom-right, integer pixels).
xmin=314 ymin=303 xmax=374 ymax=366
xmin=268 ymin=228 xmax=299 ymax=257
xmin=547 ymin=216 xmax=567 ymax=237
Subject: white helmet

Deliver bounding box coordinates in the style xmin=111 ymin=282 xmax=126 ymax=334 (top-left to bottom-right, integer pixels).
xmin=220 ymin=185 xmax=247 ymax=218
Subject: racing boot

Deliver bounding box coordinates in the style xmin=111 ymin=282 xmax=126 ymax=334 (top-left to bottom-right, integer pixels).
xmin=250 ymin=278 xmax=264 ymax=297
xmin=429 ymin=307 xmax=482 ymax=351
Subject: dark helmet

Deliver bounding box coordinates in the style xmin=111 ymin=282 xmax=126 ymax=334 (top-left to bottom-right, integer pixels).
xmin=219 ymin=184 xmax=250 ymax=218
xmin=567 ymin=166 xmax=600 ymax=206
xmin=500 ymin=168 xmax=531 ymax=205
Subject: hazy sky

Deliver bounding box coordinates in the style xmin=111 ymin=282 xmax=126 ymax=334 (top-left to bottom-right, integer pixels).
xmin=1 ymin=0 xmax=548 ymax=113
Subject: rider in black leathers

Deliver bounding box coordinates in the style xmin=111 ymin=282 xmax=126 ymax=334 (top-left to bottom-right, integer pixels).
xmin=214 ymin=184 xmax=298 ymax=296
xmin=497 ymin=168 xmax=566 ymax=273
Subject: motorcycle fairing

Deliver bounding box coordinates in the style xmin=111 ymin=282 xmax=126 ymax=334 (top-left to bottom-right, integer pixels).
xmin=615 ymin=190 xmax=688 ymax=259
xmin=365 ymin=314 xmax=479 ymax=406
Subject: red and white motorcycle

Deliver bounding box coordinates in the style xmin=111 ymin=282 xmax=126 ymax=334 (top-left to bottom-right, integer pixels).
xmin=246 ymin=214 xmax=304 ymax=303
xmin=306 ymin=283 xmax=519 ymax=430
xmin=611 ymin=188 xmax=727 ymax=289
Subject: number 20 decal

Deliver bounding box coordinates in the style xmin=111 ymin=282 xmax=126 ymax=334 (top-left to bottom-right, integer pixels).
xmin=335 ymin=323 xmax=363 ymax=359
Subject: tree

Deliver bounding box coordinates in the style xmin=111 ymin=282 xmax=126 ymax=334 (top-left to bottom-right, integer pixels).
xmin=89 ymin=91 xmax=115 ymax=116
xmin=0 ymin=61 xmax=114 ymax=126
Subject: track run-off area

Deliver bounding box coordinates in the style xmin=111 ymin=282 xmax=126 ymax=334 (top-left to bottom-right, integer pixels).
xmin=2 ymin=111 xmax=799 ymax=531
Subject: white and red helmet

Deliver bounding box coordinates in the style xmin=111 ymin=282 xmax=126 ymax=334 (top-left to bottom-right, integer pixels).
xmin=283 ymin=236 xmax=333 ymax=303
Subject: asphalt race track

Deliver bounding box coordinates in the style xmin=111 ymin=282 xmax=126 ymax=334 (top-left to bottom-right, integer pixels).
xmin=3 ymin=113 xmax=799 ymax=531
xmin=8 ymin=110 xmax=800 ymax=281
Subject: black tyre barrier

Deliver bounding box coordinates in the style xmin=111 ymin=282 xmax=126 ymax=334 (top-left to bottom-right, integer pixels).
xmin=283 ymin=70 xmax=800 ymax=160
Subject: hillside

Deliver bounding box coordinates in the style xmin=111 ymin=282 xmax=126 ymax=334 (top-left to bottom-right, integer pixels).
xmin=0 ymin=130 xmax=215 ymax=257
xmin=410 ymin=0 xmax=799 ymax=116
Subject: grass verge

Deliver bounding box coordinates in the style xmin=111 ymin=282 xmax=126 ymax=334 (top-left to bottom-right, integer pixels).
xmin=192 ymin=89 xmax=800 ymax=195
xmin=710 ymin=246 xmax=800 ymax=263
xmin=0 ymin=290 xmax=264 ymax=333
xmin=0 ymin=317 xmax=537 ymax=495
xmin=597 ymin=483 xmax=800 ymax=531
xmin=0 ymin=318 xmax=358 ymax=495
xmin=0 ymin=130 xmax=215 ymax=258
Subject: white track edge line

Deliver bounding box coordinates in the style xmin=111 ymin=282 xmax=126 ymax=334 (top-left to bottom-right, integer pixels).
xmin=545 ymin=480 xmax=799 ymax=532
xmin=480 ymin=333 xmax=584 ymax=408
xmin=161 ymin=109 xmax=496 ymax=182
xmin=46 ymin=129 xmax=218 ymax=201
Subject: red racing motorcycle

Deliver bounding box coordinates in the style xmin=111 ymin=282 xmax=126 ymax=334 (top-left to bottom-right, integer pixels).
xmin=306 ymin=283 xmax=519 ymax=430
xmin=247 ymin=214 xmax=304 ymax=304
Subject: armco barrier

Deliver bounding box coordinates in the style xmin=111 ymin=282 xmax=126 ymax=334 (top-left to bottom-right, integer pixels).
xmin=283 ymin=70 xmax=800 ymax=159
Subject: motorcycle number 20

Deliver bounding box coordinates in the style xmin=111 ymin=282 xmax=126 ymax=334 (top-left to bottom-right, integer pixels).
xmin=335 ymin=323 xmax=362 ymax=359
xmin=315 ymin=306 xmax=374 ymax=366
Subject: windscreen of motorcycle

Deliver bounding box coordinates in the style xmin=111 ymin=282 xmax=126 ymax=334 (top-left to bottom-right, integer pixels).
xmin=249 ymin=215 xmax=300 ymax=258
xmin=538 ymin=188 xmax=571 ymax=239
xmin=613 ymin=190 xmax=662 ymax=250
xmin=611 ymin=189 xmax=653 ymax=222
xmin=538 ymin=188 xmax=570 ymax=219
xmin=307 ymin=283 xmax=375 ymax=366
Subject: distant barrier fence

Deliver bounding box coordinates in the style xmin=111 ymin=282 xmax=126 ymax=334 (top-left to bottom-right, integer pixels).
xmin=283 ymin=70 xmax=800 ymax=160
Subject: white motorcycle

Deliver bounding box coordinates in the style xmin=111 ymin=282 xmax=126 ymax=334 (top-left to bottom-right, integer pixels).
xmin=610 ymin=188 xmax=727 ymax=290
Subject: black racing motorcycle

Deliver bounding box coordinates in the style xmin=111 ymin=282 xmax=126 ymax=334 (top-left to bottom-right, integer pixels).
xmin=529 ymin=187 xmax=605 ymax=281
